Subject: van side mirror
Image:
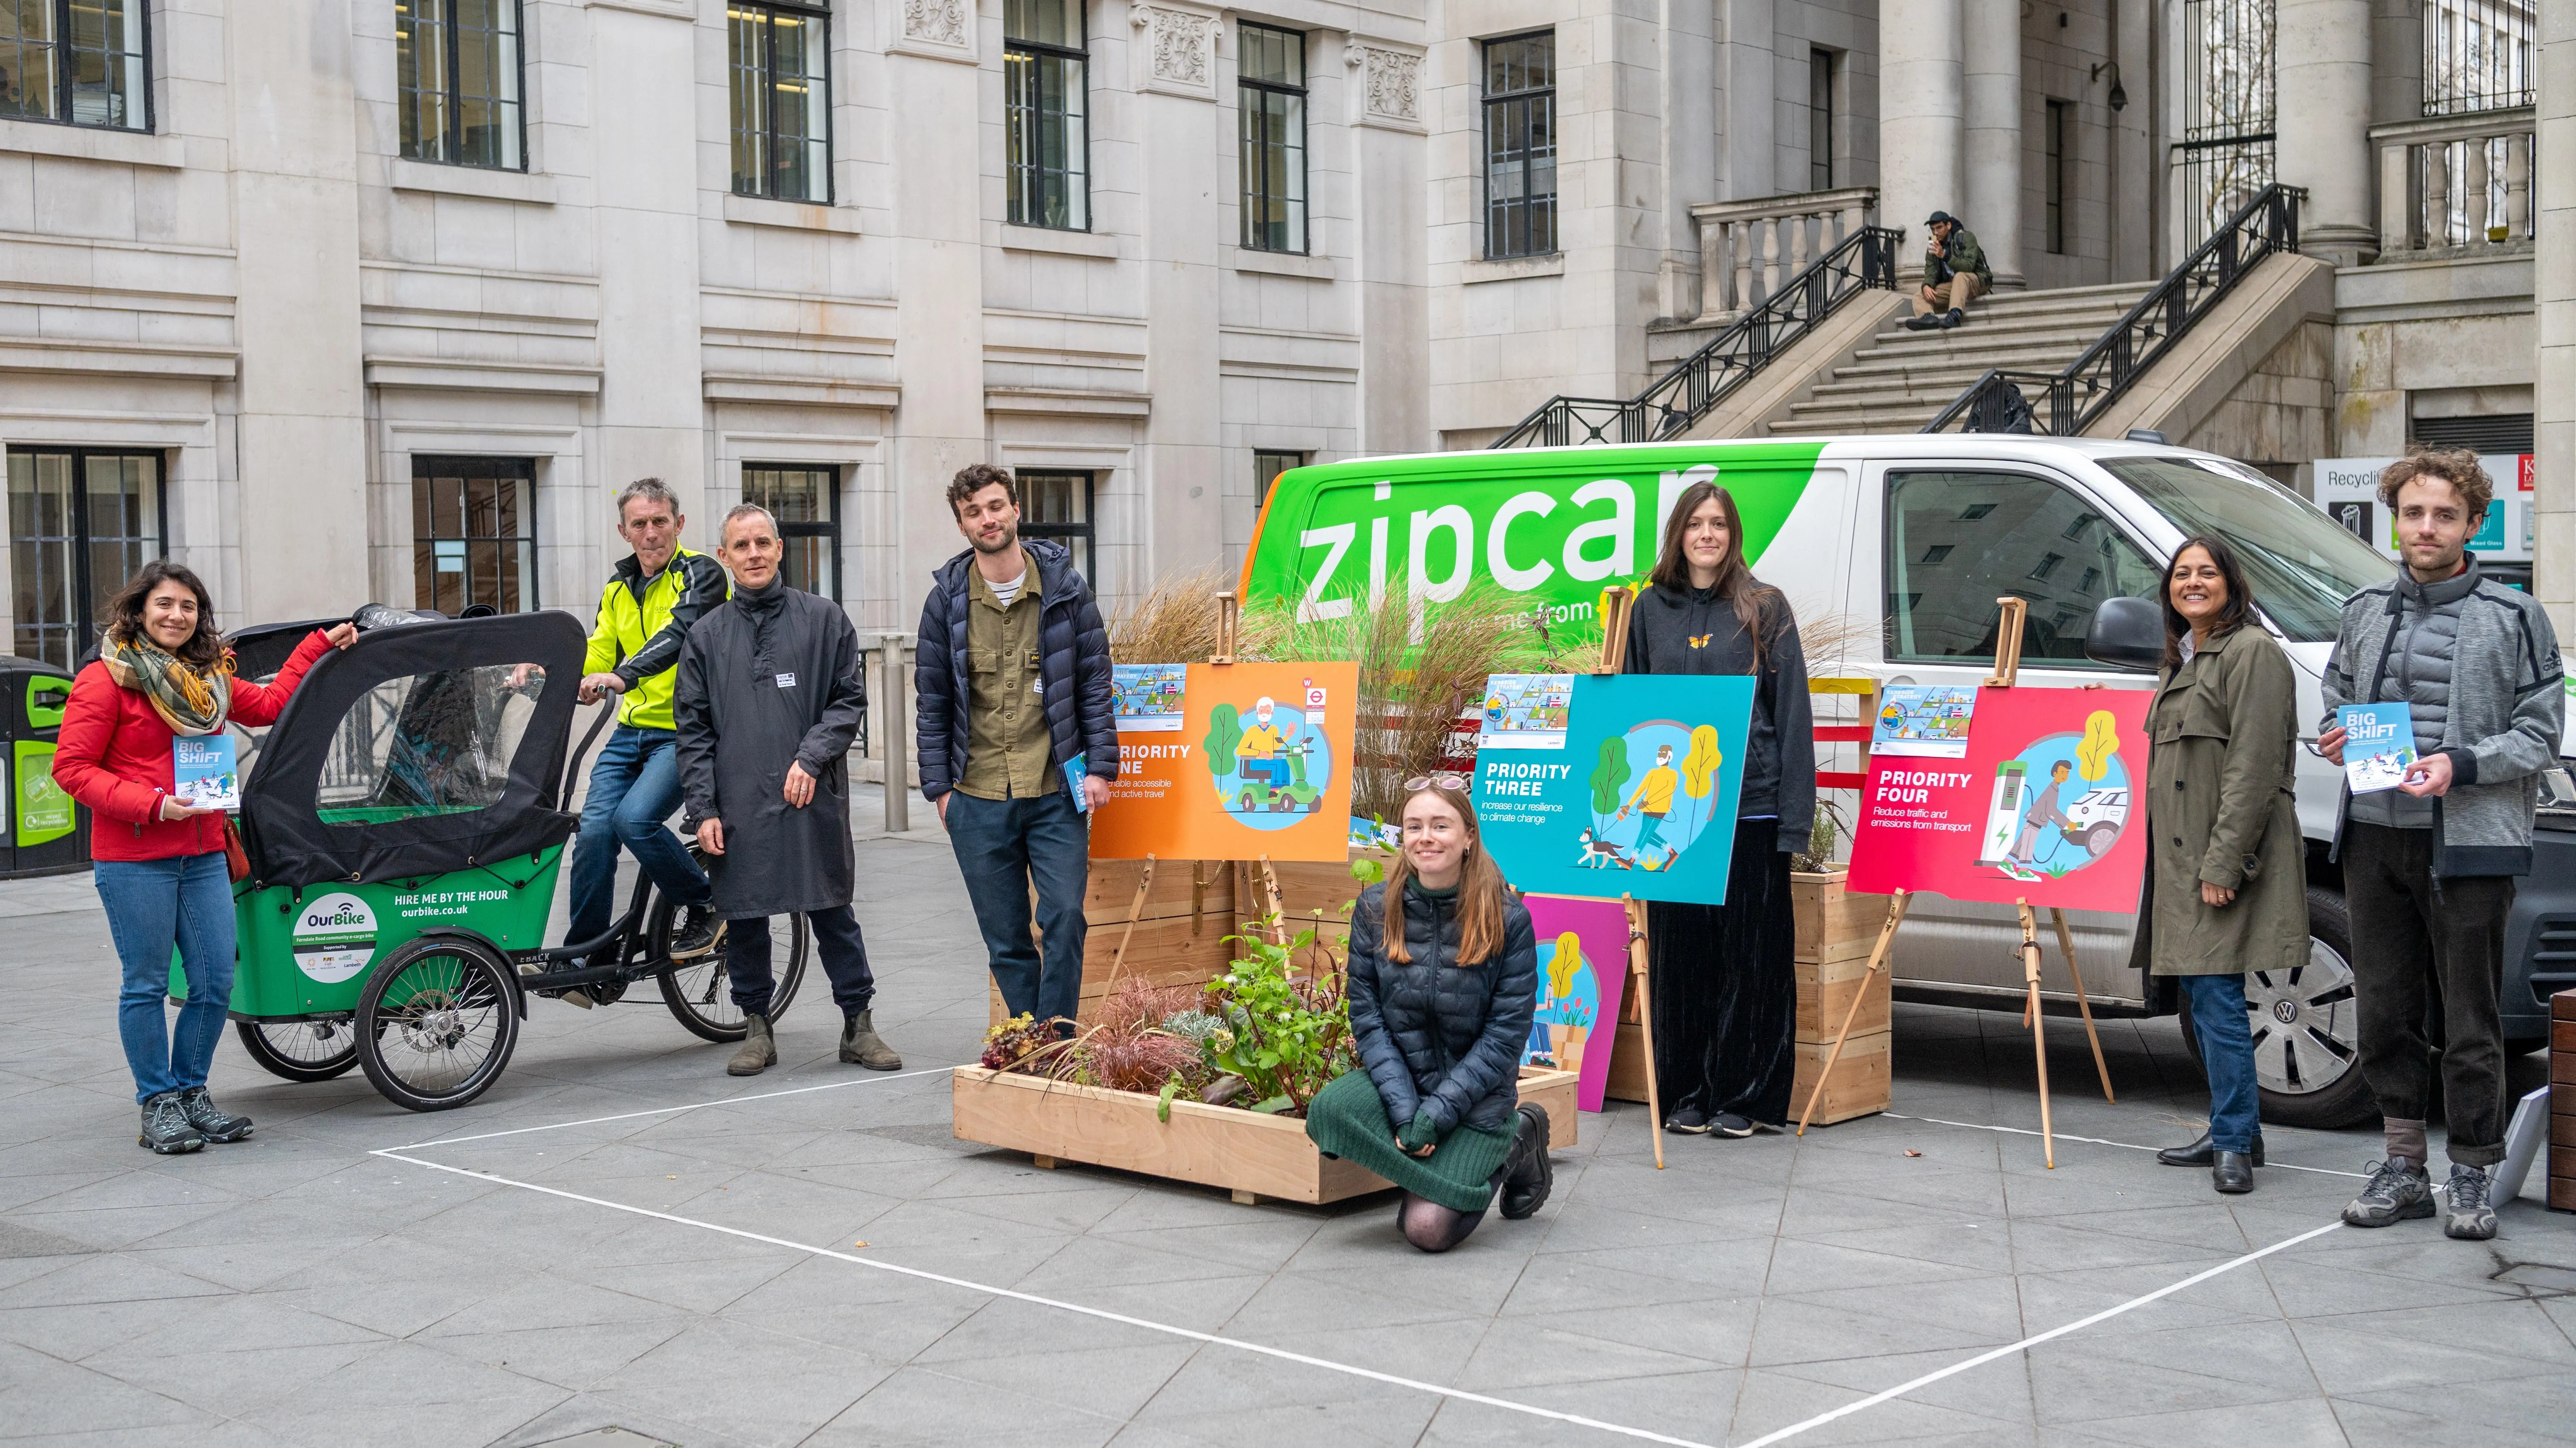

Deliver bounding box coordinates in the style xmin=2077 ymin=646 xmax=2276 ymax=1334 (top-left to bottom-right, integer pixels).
xmin=2083 ymin=596 xmax=2165 ymax=672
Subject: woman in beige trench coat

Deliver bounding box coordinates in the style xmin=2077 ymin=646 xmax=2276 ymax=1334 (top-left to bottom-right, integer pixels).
xmin=2140 ymin=535 xmax=2308 ymax=1195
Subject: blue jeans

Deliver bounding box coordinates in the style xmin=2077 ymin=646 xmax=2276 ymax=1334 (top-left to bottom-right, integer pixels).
xmin=2181 ymin=973 xmax=2262 ymax=1154
xmin=568 ymin=725 xmax=710 ymax=948
xmin=95 ymin=852 xmax=237 ymax=1103
xmin=946 ymin=789 xmax=1088 ymax=1025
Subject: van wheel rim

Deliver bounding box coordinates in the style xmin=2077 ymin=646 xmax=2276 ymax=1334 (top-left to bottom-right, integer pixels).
xmin=2244 ymin=940 xmax=2360 ymax=1096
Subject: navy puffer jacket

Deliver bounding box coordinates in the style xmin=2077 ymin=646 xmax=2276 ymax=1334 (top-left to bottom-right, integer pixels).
xmin=915 ymin=538 xmax=1119 ymax=802
xmin=1345 ymin=880 xmax=1538 ymax=1134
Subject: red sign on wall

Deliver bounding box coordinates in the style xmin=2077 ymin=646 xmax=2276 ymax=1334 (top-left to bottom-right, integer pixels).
xmin=1846 ymin=687 xmax=2152 ymax=912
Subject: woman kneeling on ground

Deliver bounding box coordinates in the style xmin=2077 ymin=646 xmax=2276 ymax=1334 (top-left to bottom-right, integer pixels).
xmin=53 ymin=561 xmax=353 ymax=1154
xmin=1306 ymin=778 xmax=1554 ymax=1251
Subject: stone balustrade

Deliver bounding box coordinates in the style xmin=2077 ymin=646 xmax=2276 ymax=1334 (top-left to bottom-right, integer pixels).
xmin=1690 ymin=187 xmax=1881 ymax=325
xmin=2371 ymin=106 xmax=2534 ymax=259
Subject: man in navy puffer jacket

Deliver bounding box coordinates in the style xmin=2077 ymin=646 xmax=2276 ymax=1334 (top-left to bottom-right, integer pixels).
xmin=916 ymin=464 xmax=1119 ymax=1028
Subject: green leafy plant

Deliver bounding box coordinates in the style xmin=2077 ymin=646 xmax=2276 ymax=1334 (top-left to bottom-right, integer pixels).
xmin=1202 ymin=922 xmax=1353 ymax=1115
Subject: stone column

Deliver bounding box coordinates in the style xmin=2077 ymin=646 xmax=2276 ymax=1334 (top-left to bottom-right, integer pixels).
xmin=1880 ymin=0 xmax=1965 ymax=276
xmin=1722 ymin=0 xmax=1777 ymax=200
xmin=226 ymin=0 xmax=368 ymax=626
xmin=2275 ymin=0 xmax=2378 ymax=265
xmin=589 ymin=5 xmax=706 ymax=516
xmin=2532 ymin=0 xmax=2574 ymax=631
xmin=1662 ymin=0 xmax=1718 ymax=320
xmin=1132 ymin=4 xmax=1225 ymax=592
xmin=1962 ymin=0 xmax=2024 ymax=289
xmin=1351 ymin=42 xmax=1430 ymax=454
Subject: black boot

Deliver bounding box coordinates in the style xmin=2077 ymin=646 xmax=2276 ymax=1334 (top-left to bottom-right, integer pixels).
xmin=2158 ymin=1131 xmax=2263 ymax=1168
xmin=2212 ymin=1150 xmax=2255 ymax=1194
xmin=1500 ymin=1105 xmax=1554 ymax=1220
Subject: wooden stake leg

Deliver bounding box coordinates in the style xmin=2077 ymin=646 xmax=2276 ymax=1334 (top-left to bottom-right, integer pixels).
xmin=1800 ymin=888 xmax=1911 ymax=1135
xmin=1103 ymin=855 xmax=1156 ymax=993
xmin=1625 ymin=896 xmax=1664 ymax=1170
xmin=2018 ymin=901 xmax=2055 ymax=1169
xmin=2049 ymin=907 xmax=2116 ymax=1103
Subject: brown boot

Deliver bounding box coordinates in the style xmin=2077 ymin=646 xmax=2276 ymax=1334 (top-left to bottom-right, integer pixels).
xmin=839 ymin=1010 xmax=903 ymax=1070
xmin=727 ymin=1013 xmax=775 ymax=1076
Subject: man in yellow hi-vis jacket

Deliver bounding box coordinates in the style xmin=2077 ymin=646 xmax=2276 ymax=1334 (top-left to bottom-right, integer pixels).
xmin=565 ymin=479 xmax=730 ymax=979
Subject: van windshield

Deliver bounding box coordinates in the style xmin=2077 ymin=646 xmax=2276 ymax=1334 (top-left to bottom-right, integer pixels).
xmin=2097 ymin=457 xmax=2392 ymax=642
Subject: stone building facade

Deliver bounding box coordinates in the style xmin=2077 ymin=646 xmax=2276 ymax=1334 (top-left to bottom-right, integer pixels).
xmin=0 ymin=0 xmax=2564 ymax=653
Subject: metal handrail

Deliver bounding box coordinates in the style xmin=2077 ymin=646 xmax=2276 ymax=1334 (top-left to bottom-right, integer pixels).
xmin=1491 ymin=225 xmax=1904 ymax=448
xmin=1921 ymin=183 xmax=2301 ymax=436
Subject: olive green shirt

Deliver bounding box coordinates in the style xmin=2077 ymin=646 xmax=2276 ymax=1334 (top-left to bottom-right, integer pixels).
xmin=956 ymin=565 xmax=1058 ymax=800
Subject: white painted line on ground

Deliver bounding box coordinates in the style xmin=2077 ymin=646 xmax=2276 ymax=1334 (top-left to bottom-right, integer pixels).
xmin=390 ymin=1065 xmax=953 ymax=1150
xmin=1884 ymin=1111 xmax=2371 ymax=1180
xmin=381 ymin=1083 xmax=2363 ymax=1448
xmin=1731 ymin=1218 xmax=2348 ymax=1448
xmin=369 ymin=1146 xmax=1725 ymax=1448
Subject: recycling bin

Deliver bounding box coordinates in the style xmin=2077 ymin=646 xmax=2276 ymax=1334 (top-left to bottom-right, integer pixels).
xmin=0 ymin=658 xmax=87 ymax=877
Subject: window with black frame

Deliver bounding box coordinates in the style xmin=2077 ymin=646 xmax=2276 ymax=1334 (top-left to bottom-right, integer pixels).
xmin=412 ymin=457 xmax=538 ymax=616
xmin=6 ymin=448 xmax=164 ymax=669
xmin=1253 ymin=450 xmax=1304 ymax=512
xmin=1483 ymin=32 xmax=1555 ymax=260
xmin=743 ymin=464 xmax=840 ymax=599
xmin=396 ymin=0 xmax=525 ymax=170
xmin=1014 ymin=469 xmax=1093 ymax=582
xmin=0 ymin=0 xmax=149 ymax=131
xmin=1884 ymin=470 xmax=2158 ymax=666
xmin=1006 ymin=0 xmax=1088 ymax=230
xmin=2045 ymin=99 xmax=2071 ymax=254
xmin=729 ymin=0 xmax=831 ymax=202
xmin=1239 ymin=24 xmax=1307 ymax=253
xmin=1809 ymin=49 xmax=1836 ymax=191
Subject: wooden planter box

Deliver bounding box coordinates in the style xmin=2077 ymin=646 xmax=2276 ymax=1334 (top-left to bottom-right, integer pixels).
xmin=1604 ymin=868 xmax=1893 ymax=1126
xmin=991 ymin=858 xmax=1238 ymax=1028
xmin=2551 ymin=988 xmax=2573 ymax=1213
xmin=952 ymin=1065 xmax=1579 ymax=1206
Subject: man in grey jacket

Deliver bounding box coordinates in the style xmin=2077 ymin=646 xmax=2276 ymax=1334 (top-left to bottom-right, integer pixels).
xmin=2318 ymin=448 xmax=2562 ymax=1241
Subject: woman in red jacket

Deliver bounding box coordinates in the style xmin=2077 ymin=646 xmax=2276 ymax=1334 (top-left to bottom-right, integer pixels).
xmin=53 ymin=561 xmax=352 ymax=1154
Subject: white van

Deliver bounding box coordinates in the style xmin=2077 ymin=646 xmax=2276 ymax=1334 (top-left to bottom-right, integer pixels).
xmin=1240 ymin=435 xmax=2575 ymax=1127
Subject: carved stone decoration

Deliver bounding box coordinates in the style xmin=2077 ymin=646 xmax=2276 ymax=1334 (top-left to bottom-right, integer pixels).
xmin=1141 ymin=6 xmax=1215 ymax=90
xmin=902 ymin=0 xmax=967 ymax=49
xmin=1358 ymin=46 xmax=1422 ymax=124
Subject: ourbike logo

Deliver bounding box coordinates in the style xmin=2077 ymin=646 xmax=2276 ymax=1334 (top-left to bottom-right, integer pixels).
xmin=292 ymin=891 xmax=377 ymax=984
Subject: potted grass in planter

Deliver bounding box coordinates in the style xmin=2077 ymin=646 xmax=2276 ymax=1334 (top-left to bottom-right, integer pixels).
xmin=953 ymin=918 xmax=1577 ymax=1206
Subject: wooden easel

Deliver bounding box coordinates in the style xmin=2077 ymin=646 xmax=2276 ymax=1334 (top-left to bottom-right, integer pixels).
xmin=1576 ymin=587 xmax=1665 ymax=1169
xmin=1797 ymin=596 xmax=2115 ymax=1165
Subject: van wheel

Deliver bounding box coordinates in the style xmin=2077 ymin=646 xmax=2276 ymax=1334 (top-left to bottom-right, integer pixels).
xmin=2178 ymin=886 xmax=2376 ymax=1130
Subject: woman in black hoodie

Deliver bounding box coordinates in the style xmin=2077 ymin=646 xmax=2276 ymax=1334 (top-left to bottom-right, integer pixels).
xmin=1625 ymin=480 xmax=1814 ymax=1137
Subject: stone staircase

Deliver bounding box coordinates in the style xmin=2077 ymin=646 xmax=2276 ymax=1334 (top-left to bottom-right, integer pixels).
xmin=1768 ymin=280 xmax=2156 ymax=436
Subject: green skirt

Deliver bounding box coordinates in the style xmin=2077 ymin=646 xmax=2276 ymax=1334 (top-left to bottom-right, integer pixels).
xmin=1304 ymin=1069 xmax=1518 ymax=1213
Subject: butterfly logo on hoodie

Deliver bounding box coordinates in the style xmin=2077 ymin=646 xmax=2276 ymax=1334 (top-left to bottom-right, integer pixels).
xmin=1687 ymin=634 xmax=1713 ymax=649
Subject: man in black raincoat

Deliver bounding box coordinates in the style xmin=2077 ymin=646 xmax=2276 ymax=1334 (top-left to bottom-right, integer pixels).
xmin=674 ymin=504 xmax=903 ymax=1077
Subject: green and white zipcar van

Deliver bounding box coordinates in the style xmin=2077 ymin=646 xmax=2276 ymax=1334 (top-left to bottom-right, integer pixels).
xmin=1240 ymin=436 xmax=2576 ymax=1128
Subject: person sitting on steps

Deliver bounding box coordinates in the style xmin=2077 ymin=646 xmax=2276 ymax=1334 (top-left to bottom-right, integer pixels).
xmin=1906 ymin=210 xmax=1991 ymax=331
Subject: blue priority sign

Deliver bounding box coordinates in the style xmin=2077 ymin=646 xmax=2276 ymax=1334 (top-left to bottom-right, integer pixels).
xmin=1472 ymin=673 xmax=1757 ymax=904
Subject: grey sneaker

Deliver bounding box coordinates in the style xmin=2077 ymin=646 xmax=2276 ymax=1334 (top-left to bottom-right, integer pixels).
xmin=176 ymin=1086 xmax=252 ymax=1143
xmin=2443 ymin=1164 xmax=2498 ymax=1241
xmin=138 ymin=1092 xmax=206 ymax=1154
xmin=2342 ymin=1158 xmax=2436 ymax=1227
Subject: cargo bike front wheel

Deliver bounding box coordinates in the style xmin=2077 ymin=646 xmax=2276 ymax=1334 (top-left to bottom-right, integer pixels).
xmin=355 ymin=936 xmax=522 ymax=1111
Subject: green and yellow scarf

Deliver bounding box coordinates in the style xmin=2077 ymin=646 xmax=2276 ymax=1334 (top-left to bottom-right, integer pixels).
xmin=101 ymin=635 xmax=234 ymax=737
